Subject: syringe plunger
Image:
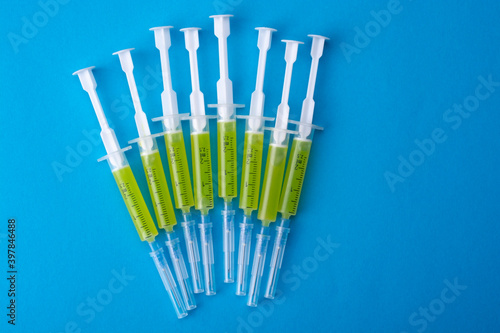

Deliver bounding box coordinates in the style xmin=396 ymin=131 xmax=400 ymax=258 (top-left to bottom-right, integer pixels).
xmin=73 ymin=67 xmax=123 ymax=167
xmin=150 ymin=26 xmax=180 ymax=132
xmin=298 ymin=34 xmax=328 ymax=139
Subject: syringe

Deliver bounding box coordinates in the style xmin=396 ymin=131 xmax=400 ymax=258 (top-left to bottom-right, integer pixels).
xmin=112 ymin=48 xmax=197 ymax=310
xmin=207 ymin=15 xmax=244 ymax=284
xmin=149 ymin=26 xmax=205 ymax=295
xmin=247 ymin=40 xmax=303 ymax=307
xmin=264 ymin=35 xmax=328 ymax=299
xmin=73 ymin=67 xmax=187 ymax=319
xmin=235 ymin=27 xmax=276 ymax=296
xmin=181 ymin=27 xmax=217 ymax=295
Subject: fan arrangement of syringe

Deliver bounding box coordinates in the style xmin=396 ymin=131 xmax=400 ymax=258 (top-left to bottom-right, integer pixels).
xmin=73 ymin=15 xmax=327 ymax=318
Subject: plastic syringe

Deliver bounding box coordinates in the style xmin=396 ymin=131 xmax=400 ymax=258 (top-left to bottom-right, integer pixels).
xmin=149 ymin=26 xmax=205 ymax=295
xmin=207 ymin=15 xmax=244 ymax=284
xmin=235 ymin=27 xmax=276 ymax=296
xmin=73 ymin=67 xmax=187 ymax=319
xmin=247 ymin=40 xmax=303 ymax=307
xmin=264 ymin=35 xmax=328 ymax=299
xmin=113 ymin=49 xmax=197 ymax=310
xmin=181 ymin=27 xmax=217 ymax=295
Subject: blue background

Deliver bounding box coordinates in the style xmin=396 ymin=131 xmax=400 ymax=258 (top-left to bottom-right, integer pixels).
xmin=1 ymin=0 xmax=500 ymax=332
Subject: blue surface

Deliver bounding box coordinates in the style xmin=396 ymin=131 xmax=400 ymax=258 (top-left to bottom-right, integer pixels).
xmin=2 ymin=0 xmax=500 ymax=332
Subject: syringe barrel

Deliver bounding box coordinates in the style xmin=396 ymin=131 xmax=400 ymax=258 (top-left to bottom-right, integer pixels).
xmin=136 ymin=137 xmax=177 ymax=231
xmin=165 ymin=231 xmax=196 ymax=310
xmin=162 ymin=128 xmax=195 ymax=212
xmin=264 ymin=218 xmax=290 ymax=299
xmin=148 ymin=241 xmax=188 ymax=319
xmin=190 ymin=121 xmax=214 ymax=214
xmin=103 ymin=150 xmax=158 ymax=243
xmin=199 ymin=214 xmax=216 ymax=295
xmin=278 ymin=133 xmax=313 ymax=219
xmin=257 ymin=132 xmax=290 ymax=225
xmin=236 ymin=214 xmax=254 ymax=296
xmin=247 ymin=226 xmax=270 ymax=307
xmin=218 ymin=117 xmax=237 ymax=200
xmin=239 ymin=121 xmax=265 ymax=215
xmin=181 ymin=215 xmax=204 ymax=293
xmin=222 ymin=201 xmax=235 ymax=283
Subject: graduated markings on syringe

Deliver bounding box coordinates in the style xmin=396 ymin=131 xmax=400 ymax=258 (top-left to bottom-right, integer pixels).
xmin=120 ymin=179 xmax=155 ymax=240
xmin=241 ymin=135 xmax=264 ymax=210
xmin=143 ymin=154 xmax=175 ymax=225
xmin=193 ymin=138 xmax=214 ymax=209
xmin=216 ymin=114 xmax=239 ymax=201
xmin=220 ymin=126 xmax=237 ymax=191
xmin=281 ymin=142 xmax=309 ymax=214
xmin=168 ymin=141 xmax=192 ymax=207
xmin=217 ymin=121 xmax=238 ymax=198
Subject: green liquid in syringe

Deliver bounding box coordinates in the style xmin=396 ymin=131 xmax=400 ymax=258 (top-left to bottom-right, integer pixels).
xmin=239 ymin=132 xmax=264 ymax=216
xmin=141 ymin=150 xmax=177 ymax=232
xmin=278 ymin=139 xmax=312 ymax=219
xmin=191 ymin=132 xmax=214 ymax=214
xmin=112 ymin=166 xmax=158 ymax=242
xmin=218 ymin=121 xmax=237 ymax=200
xmin=164 ymin=131 xmax=194 ymax=213
xmin=257 ymin=144 xmax=288 ymax=226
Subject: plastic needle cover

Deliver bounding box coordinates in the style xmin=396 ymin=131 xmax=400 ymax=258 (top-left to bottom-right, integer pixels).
xmin=247 ymin=226 xmax=270 ymax=307
xmin=236 ymin=214 xmax=254 ymax=296
xmin=165 ymin=231 xmax=196 ymax=310
xmin=265 ymin=35 xmax=328 ymax=300
xmin=149 ymin=241 xmax=188 ymax=318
